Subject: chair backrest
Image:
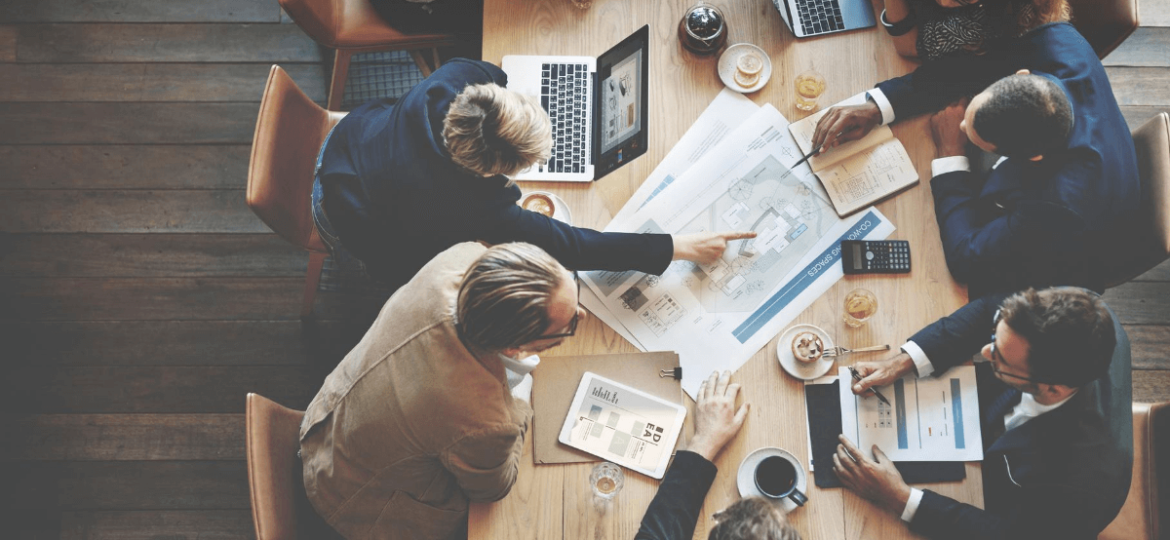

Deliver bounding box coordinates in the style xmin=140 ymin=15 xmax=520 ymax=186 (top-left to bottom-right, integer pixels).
xmin=1103 ymin=112 xmax=1170 ymax=289
xmin=246 ymin=393 xmax=307 ymax=540
xmin=247 ymin=65 xmax=342 ymax=252
xmin=1067 ymin=0 xmax=1139 ymax=59
xmin=278 ymin=0 xmax=344 ymax=47
xmin=1099 ymin=401 xmax=1166 ymax=540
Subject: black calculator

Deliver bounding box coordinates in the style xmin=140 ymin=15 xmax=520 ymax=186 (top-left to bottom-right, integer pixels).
xmin=841 ymin=240 xmax=911 ymax=274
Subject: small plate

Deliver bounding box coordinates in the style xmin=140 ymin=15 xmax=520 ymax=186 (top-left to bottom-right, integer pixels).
xmin=777 ymin=324 xmax=835 ymax=381
xmin=736 ymin=447 xmax=809 ymax=512
xmin=718 ymin=43 xmax=772 ymax=94
xmin=521 ymin=190 xmax=573 ymax=226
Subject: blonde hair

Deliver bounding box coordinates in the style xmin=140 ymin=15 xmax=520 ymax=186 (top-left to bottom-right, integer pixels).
xmin=456 ymin=243 xmax=565 ymax=352
xmin=443 ymin=84 xmax=552 ymax=177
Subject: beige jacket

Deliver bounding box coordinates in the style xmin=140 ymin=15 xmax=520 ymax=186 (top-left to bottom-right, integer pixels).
xmin=300 ymin=243 xmax=534 ymax=540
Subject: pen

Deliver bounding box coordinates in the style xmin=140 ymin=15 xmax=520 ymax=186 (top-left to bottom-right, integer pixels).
xmin=850 ymin=367 xmax=891 ymax=406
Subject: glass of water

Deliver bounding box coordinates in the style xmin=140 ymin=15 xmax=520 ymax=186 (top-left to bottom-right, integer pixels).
xmin=590 ymin=462 xmax=625 ymax=500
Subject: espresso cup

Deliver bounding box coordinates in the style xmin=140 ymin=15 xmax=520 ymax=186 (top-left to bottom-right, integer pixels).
xmin=754 ymin=454 xmax=808 ymax=506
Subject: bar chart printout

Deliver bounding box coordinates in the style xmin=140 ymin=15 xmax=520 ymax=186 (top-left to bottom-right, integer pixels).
xmin=838 ymin=366 xmax=984 ymax=462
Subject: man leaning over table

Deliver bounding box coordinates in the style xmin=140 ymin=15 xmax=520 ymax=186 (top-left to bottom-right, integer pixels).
xmin=833 ymin=287 xmax=1132 ymax=540
xmin=811 ymin=21 xmax=1139 ymax=298
xmin=634 ymin=371 xmax=802 ymax=540
xmin=299 ymin=242 xmax=585 ymax=540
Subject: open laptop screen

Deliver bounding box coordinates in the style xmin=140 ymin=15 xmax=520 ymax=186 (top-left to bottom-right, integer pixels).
xmin=594 ymin=25 xmax=650 ymax=178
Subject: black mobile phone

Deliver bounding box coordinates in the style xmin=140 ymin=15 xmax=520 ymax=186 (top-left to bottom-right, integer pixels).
xmin=841 ymin=240 xmax=911 ymax=274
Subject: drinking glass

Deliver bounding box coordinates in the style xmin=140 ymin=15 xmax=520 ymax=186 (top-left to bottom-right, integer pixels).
xmin=590 ymin=462 xmax=625 ymax=500
xmin=794 ymin=70 xmax=827 ymax=112
xmin=843 ymin=287 xmax=878 ymax=328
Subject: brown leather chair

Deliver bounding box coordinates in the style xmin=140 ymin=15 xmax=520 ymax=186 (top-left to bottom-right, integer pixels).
xmin=1100 ymin=401 xmax=1167 ymax=540
xmin=245 ymin=393 xmax=306 ymax=540
xmin=279 ymin=0 xmax=459 ymax=110
xmin=247 ymin=65 xmax=346 ymax=317
xmin=1067 ymin=0 xmax=1139 ymax=59
xmin=1103 ymin=112 xmax=1170 ymax=289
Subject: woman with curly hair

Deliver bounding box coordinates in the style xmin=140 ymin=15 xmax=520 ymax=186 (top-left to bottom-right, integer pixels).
xmin=879 ymin=0 xmax=1071 ymax=61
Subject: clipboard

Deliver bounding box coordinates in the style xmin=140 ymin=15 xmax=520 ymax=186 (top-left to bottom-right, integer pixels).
xmin=532 ymin=351 xmax=683 ymax=465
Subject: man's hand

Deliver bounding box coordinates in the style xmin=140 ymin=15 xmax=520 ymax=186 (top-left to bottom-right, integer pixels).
xmin=686 ymin=371 xmax=749 ymax=462
xmin=930 ymin=98 xmax=971 ymax=158
xmin=810 ymin=102 xmax=883 ymax=153
xmin=673 ymin=231 xmax=758 ymax=265
xmin=852 ymin=352 xmax=915 ymax=396
xmin=833 ymin=435 xmax=912 ymax=515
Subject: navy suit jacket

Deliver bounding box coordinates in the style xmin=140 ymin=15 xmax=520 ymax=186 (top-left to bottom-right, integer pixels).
xmin=317 ymin=58 xmax=672 ymax=289
xmin=905 ymin=294 xmax=1133 ymax=540
xmin=875 ymin=23 xmax=1140 ymax=297
xmin=634 ymin=451 xmax=718 ymax=540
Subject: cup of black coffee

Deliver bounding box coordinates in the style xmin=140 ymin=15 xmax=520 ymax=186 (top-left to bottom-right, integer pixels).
xmin=754 ymin=455 xmax=808 ymax=506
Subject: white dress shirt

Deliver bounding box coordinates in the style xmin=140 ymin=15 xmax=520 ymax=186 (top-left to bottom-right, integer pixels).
xmin=499 ymin=353 xmax=540 ymax=403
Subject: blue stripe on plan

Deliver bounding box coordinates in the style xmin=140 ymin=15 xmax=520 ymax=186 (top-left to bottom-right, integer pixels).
xmin=894 ymin=379 xmax=908 ymax=449
xmin=731 ymin=210 xmax=886 ymax=343
xmin=638 ymin=174 xmax=676 ymax=210
xmin=951 ymin=379 xmax=965 ymax=449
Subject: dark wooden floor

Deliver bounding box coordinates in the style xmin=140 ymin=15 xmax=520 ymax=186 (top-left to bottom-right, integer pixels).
xmin=1 ymin=1 xmax=1167 ymax=538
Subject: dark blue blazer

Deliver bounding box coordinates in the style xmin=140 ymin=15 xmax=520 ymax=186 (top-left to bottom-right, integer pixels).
xmin=876 ymin=23 xmax=1140 ymax=297
xmin=906 ymin=294 xmax=1133 ymax=540
xmin=634 ymin=450 xmax=717 ymax=540
xmin=317 ymin=58 xmax=672 ymax=289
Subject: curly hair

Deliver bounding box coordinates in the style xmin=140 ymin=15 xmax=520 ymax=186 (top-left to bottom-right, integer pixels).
xmin=972 ymin=73 xmax=1073 ymax=158
xmin=708 ymin=497 xmax=802 ymax=540
xmin=443 ymin=83 xmax=552 ymax=178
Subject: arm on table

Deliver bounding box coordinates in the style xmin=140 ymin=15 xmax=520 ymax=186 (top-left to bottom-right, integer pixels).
xmin=442 ymin=416 xmax=531 ymax=503
xmin=911 ymin=485 xmax=1100 ymax=540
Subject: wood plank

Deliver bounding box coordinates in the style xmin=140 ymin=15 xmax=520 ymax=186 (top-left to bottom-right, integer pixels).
xmin=0 ymin=234 xmax=307 ymax=277
xmin=1103 ymin=27 xmax=1170 ymax=67
xmin=0 ymin=26 xmax=15 ymax=63
xmin=3 ymin=414 xmax=245 ymax=461
xmin=1141 ymin=0 xmax=1170 ymax=27
xmin=16 ymin=24 xmax=323 ymax=63
xmin=3 ymin=461 xmax=251 ymax=510
xmin=1102 ymin=281 xmax=1170 ymax=324
xmin=0 ymin=103 xmax=259 ymax=144
xmin=1 ymin=366 xmax=320 ymax=413
xmin=1120 ymin=105 xmax=1170 ymax=131
xmin=0 ymin=63 xmax=326 ymax=102
xmin=0 ymin=190 xmax=267 ymax=233
xmin=1126 ymin=325 xmax=1170 ymax=370
xmin=0 ymin=277 xmax=387 ymax=321
xmin=0 ymin=145 xmax=251 ymax=190
xmin=60 ymin=511 xmax=253 ymax=540
xmin=3 ymin=320 xmax=363 ymax=367
xmin=0 ymin=0 xmax=279 ymax=23
xmin=1134 ymin=369 xmax=1170 ymax=403
xmin=1105 ymin=66 xmax=1170 ymax=106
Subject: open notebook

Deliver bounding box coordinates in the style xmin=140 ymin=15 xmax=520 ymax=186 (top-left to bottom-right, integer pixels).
xmin=789 ymin=93 xmax=919 ymax=216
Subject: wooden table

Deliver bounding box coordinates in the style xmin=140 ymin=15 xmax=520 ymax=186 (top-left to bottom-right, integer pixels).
xmin=472 ymin=1 xmax=982 ymax=538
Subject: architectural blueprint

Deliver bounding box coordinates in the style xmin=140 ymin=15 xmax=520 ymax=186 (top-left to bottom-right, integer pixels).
xmin=581 ymin=104 xmax=895 ymax=397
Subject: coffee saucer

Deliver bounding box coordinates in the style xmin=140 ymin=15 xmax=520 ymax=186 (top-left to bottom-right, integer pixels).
xmin=736 ymin=447 xmax=808 ymax=512
xmin=718 ymin=43 xmax=772 ymax=94
xmin=521 ymin=190 xmax=573 ymax=225
xmin=776 ymin=324 xmax=835 ymax=381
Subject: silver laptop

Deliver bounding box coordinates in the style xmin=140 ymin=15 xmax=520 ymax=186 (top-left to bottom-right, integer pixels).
xmin=772 ymin=0 xmax=876 ymax=38
xmin=502 ymin=25 xmax=650 ymax=182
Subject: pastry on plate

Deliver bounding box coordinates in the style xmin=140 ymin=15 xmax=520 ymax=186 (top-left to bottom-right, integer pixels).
xmin=791 ymin=332 xmax=825 ymax=363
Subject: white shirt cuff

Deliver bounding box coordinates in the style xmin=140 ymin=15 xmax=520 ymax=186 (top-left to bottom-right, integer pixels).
xmin=511 ymin=373 xmax=533 ymax=404
xmin=901 ymin=341 xmax=935 ymax=378
xmin=901 ymin=488 xmax=925 ymax=522
xmin=866 ymin=89 xmax=896 ymax=125
xmin=931 ymin=156 xmax=971 ymax=178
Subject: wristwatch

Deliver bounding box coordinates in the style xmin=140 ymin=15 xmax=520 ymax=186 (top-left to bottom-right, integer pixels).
xmin=880 ymin=8 xmax=917 ymax=37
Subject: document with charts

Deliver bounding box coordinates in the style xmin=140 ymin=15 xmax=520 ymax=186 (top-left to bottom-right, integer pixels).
xmin=581 ymin=104 xmax=895 ymax=398
xmin=838 ymin=366 xmax=983 ymax=462
xmin=788 ymin=92 xmax=918 ymax=217
xmin=558 ymin=372 xmax=686 ymax=479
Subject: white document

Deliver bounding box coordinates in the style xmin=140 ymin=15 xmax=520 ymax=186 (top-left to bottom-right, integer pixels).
xmin=584 ymin=88 xmax=760 ymax=349
xmin=839 ymin=366 xmax=984 ymax=462
xmin=558 ymin=372 xmax=687 ymax=479
xmin=582 ymin=104 xmax=895 ymax=398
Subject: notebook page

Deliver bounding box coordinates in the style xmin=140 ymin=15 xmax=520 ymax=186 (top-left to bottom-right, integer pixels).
xmin=788 ymin=93 xmax=894 ymax=172
xmin=817 ymin=138 xmax=918 ymax=216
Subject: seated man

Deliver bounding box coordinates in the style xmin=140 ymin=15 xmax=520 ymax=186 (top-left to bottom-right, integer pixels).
xmin=313 ymin=57 xmax=751 ymax=291
xmin=811 ymin=22 xmax=1139 ymax=297
xmin=836 ymin=287 xmax=1133 ymax=540
xmin=299 ymin=242 xmax=585 ymax=540
xmin=635 ymin=371 xmax=801 ymax=540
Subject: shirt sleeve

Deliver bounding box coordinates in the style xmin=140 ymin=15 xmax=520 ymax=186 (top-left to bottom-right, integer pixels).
xmin=634 ymin=451 xmax=719 ymax=540
xmin=931 ymin=156 xmax=971 ymax=177
xmin=901 ymin=341 xmax=935 ymax=378
xmin=867 ymin=89 xmax=896 ymax=125
xmin=901 ymin=487 xmax=925 ymax=522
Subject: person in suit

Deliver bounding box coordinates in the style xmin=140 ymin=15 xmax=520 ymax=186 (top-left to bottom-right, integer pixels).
xmin=810 ymin=22 xmax=1140 ymax=297
xmin=299 ymin=242 xmax=587 ymax=540
xmin=312 ymin=58 xmax=752 ymax=292
xmin=634 ymin=371 xmax=802 ymax=540
xmin=834 ymin=287 xmax=1133 ymax=540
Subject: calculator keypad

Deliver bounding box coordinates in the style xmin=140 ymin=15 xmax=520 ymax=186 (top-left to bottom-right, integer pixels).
xmin=849 ymin=240 xmax=911 ymax=274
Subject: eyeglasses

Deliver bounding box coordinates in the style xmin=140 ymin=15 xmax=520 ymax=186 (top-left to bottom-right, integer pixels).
xmin=985 ymin=310 xmax=1041 ymax=384
xmin=535 ymin=271 xmax=581 ymax=340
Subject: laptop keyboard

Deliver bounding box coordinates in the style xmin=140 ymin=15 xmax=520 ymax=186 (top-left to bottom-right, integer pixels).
xmin=540 ymin=63 xmax=588 ymax=174
xmin=795 ymin=0 xmax=845 ymax=35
